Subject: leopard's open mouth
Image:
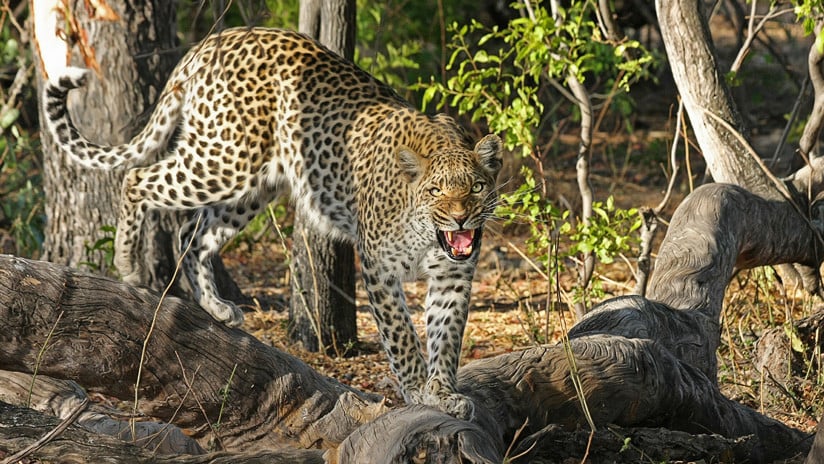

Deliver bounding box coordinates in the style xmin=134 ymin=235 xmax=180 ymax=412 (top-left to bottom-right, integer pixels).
xmin=437 ymin=228 xmax=482 ymax=261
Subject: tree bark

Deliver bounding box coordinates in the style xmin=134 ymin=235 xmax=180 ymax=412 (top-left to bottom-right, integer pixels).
xmin=37 ymin=0 xmax=178 ymax=278
xmin=0 ymin=254 xmax=385 ymax=453
xmin=0 ymin=371 xmax=204 ymax=455
xmin=655 ymin=0 xmax=774 ymax=196
xmin=289 ymin=0 xmax=358 ymax=354
xmin=0 ymin=401 xmax=324 ymax=464
xmin=35 ymin=0 xmax=249 ymax=308
xmin=656 ymin=0 xmax=824 ymax=295
xmin=806 ymin=415 xmax=824 ymax=464
xmin=799 ymin=21 xmax=824 ymax=160
xmin=0 ymin=181 xmax=817 ymax=462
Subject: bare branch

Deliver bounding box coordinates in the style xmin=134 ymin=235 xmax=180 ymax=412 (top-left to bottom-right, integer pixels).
xmin=799 ymin=20 xmax=824 ymax=159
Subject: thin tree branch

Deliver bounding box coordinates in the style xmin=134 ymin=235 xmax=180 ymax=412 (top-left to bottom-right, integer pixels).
xmin=799 ymin=20 xmax=824 ymax=159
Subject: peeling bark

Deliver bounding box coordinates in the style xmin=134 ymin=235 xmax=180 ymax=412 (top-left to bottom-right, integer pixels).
xmin=0 ymin=371 xmax=203 ymax=455
xmin=806 ymin=417 xmax=824 ymax=464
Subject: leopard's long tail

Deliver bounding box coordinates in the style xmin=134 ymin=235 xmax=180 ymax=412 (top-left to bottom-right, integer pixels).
xmin=43 ymin=67 xmax=182 ymax=170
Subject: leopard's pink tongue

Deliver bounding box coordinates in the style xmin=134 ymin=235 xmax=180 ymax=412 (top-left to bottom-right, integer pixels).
xmin=446 ymin=230 xmax=474 ymax=255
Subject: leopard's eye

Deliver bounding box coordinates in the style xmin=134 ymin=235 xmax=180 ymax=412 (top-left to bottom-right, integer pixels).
xmin=429 ymin=187 xmax=443 ymax=197
xmin=471 ymin=182 xmax=485 ymax=193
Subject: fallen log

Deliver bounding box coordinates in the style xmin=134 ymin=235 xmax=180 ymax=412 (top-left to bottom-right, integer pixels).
xmin=509 ymin=424 xmax=753 ymax=463
xmin=0 ymin=255 xmax=386 ymax=452
xmin=0 ymin=400 xmax=324 ymax=464
xmin=806 ymin=416 xmax=824 ymax=464
xmin=0 ymin=182 xmax=819 ymax=463
xmin=0 ymin=370 xmax=204 ymax=455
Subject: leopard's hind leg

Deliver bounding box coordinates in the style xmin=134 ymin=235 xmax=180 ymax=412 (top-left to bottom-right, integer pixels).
xmin=116 ymin=157 xmax=266 ymax=325
xmin=179 ymin=200 xmax=268 ymax=326
xmin=114 ymin=167 xmax=158 ymax=285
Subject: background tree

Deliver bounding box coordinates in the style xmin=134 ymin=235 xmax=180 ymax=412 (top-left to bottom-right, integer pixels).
xmin=288 ymin=0 xmax=358 ymax=354
xmin=35 ymin=0 xmax=178 ymax=286
xmin=33 ymin=0 xmax=261 ymax=309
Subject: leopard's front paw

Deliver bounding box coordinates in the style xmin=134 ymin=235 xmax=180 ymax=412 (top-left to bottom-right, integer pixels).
xmin=120 ymin=271 xmax=143 ymax=286
xmin=421 ymin=381 xmax=475 ymax=420
xmin=403 ymin=387 xmax=425 ymax=405
xmin=431 ymin=392 xmax=475 ymax=420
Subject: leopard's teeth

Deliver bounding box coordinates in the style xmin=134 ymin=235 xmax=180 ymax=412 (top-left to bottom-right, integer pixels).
xmin=464 ymin=244 xmax=473 ymax=255
xmin=451 ymin=247 xmax=459 ymax=256
xmin=446 ymin=230 xmax=453 ymax=242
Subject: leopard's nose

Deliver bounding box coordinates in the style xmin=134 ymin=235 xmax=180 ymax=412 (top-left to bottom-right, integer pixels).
xmin=453 ymin=213 xmax=467 ymax=228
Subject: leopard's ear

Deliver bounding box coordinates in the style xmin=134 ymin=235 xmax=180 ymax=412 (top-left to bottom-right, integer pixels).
xmin=396 ymin=145 xmax=426 ymax=183
xmin=474 ymin=134 xmax=503 ymax=176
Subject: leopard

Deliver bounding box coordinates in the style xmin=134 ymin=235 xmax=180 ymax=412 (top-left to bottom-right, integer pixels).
xmin=42 ymin=27 xmax=503 ymax=419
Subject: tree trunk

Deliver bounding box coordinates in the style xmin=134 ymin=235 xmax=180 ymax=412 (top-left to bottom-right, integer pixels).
xmin=0 ymin=371 xmax=204 ymax=456
xmin=806 ymin=415 xmax=824 ymax=464
xmin=655 ymin=0 xmax=824 ymax=294
xmin=0 ymin=254 xmax=386 ymax=453
xmin=289 ymin=0 xmax=358 ymax=354
xmin=37 ymin=0 xmax=177 ymax=278
xmin=0 ymin=182 xmax=816 ymax=462
xmin=0 ymin=401 xmax=324 ymax=464
xmin=35 ymin=0 xmax=249 ymax=305
xmin=655 ymin=0 xmax=774 ymax=196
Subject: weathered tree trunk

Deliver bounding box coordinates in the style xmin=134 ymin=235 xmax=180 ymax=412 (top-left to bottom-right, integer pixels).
xmin=288 ymin=0 xmax=358 ymax=354
xmin=0 ymin=371 xmax=203 ymax=455
xmin=35 ymin=0 xmax=250 ymax=309
xmin=37 ymin=0 xmax=178 ymax=279
xmin=655 ymin=0 xmax=773 ymax=195
xmin=0 ymin=255 xmax=385 ymax=453
xmin=806 ymin=416 xmax=824 ymax=464
xmin=0 ymin=183 xmax=817 ymax=463
xmin=656 ymin=2 xmax=824 ymax=435
xmin=656 ymin=0 xmax=824 ymax=294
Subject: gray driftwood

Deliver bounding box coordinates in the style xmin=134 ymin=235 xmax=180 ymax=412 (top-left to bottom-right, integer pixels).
xmin=806 ymin=418 xmax=824 ymax=464
xmin=0 ymin=400 xmax=324 ymax=464
xmin=0 ymin=370 xmax=203 ymax=455
xmin=0 ymin=256 xmax=386 ymax=454
xmin=0 ymin=183 xmax=819 ymax=463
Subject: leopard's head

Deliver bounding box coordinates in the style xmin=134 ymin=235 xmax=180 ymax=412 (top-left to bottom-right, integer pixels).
xmin=397 ymin=134 xmax=503 ymax=261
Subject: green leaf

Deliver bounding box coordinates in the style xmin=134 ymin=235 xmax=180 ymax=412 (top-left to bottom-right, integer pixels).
xmin=0 ymin=108 xmax=19 ymax=129
xmin=784 ymin=324 xmax=806 ymax=353
xmin=421 ymin=85 xmax=438 ymax=110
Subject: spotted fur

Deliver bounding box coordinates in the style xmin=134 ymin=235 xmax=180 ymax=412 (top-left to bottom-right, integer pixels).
xmin=43 ymin=27 xmax=502 ymax=418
